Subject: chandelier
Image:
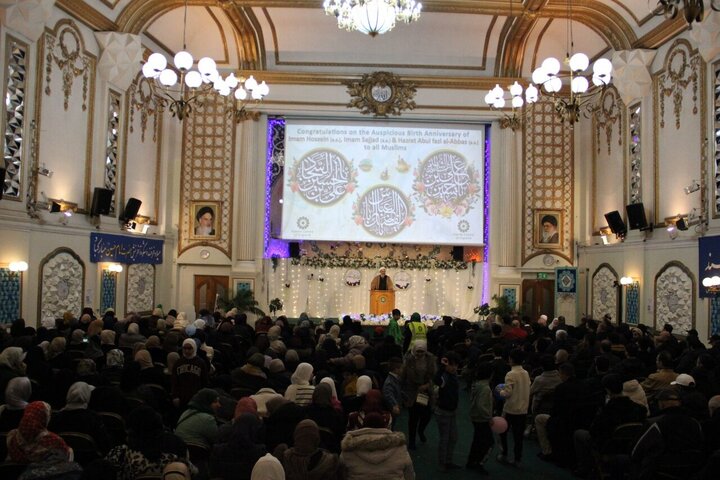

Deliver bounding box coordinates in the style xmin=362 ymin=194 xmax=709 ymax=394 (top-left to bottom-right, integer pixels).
xmin=323 ymin=0 xmax=422 ymax=37
xmin=141 ymin=0 xmax=269 ymax=121
xmin=654 ymin=0 xmax=719 ymax=28
xmin=530 ymin=0 xmax=612 ymax=124
xmin=484 ymin=81 xmax=539 ymax=131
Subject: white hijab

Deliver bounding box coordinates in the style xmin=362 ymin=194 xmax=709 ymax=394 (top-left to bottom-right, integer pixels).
xmin=356 ymin=375 xmax=372 ymax=396
xmin=319 ymin=377 xmax=338 ymax=399
xmin=251 ymin=453 xmax=285 ymax=480
xmin=291 ymin=362 xmax=314 ymax=386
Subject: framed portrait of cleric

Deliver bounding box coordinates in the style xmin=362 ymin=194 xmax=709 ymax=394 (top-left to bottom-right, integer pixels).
xmin=534 ymin=209 xmax=562 ymax=249
xmin=190 ymin=201 xmax=221 ymax=240
xmin=232 ymin=278 xmax=254 ymax=297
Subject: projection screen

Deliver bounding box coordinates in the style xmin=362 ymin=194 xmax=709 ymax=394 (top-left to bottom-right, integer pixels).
xmin=281 ymin=119 xmax=485 ymax=246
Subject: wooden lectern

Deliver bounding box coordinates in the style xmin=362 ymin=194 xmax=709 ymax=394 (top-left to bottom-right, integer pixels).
xmin=370 ymin=290 xmax=395 ymax=315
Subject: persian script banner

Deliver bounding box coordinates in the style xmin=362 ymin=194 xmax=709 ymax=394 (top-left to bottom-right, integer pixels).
xmin=90 ymin=232 xmax=164 ymax=264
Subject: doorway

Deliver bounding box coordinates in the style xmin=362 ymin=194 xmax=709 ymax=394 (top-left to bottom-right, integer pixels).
xmin=194 ymin=275 xmax=229 ymax=313
xmin=522 ymin=279 xmax=555 ymax=319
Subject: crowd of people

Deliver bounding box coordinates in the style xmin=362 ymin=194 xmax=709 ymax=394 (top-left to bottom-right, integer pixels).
xmin=0 ymin=307 xmax=719 ymax=480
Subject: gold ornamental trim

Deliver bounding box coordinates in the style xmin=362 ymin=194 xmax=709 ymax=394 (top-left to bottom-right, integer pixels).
xmin=345 ymin=71 xmax=416 ymax=117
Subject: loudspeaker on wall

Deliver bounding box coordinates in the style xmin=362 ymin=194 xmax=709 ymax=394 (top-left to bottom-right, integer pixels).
xmin=626 ymin=202 xmax=649 ymax=230
xmin=604 ymin=210 xmax=627 ymax=236
xmin=452 ymin=246 xmax=464 ymax=261
xmin=90 ymin=187 xmax=113 ymax=216
xmin=289 ymin=242 xmax=300 ymax=259
xmin=121 ymin=197 xmax=142 ymax=221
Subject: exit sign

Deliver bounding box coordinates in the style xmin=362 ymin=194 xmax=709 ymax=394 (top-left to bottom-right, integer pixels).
xmin=537 ymin=272 xmax=550 ymax=280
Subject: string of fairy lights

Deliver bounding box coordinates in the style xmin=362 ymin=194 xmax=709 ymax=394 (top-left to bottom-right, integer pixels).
xmin=268 ymin=259 xmax=480 ymax=318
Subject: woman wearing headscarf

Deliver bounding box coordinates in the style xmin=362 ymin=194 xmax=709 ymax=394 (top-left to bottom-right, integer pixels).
xmin=119 ymin=322 xmax=147 ymax=348
xmin=339 ymin=412 xmax=414 ymax=480
xmin=7 ymin=401 xmax=72 ymax=463
xmin=210 ymin=413 xmax=267 ymax=480
xmin=319 ymin=377 xmax=343 ymax=413
xmin=305 ymin=383 xmax=344 ymax=453
xmin=347 ymin=389 xmax=392 ymax=431
xmin=329 ymin=335 xmax=368 ymax=369
xmin=342 ymin=375 xmax=372 ymax=415
xmin=0 ymin=346 xmax=26 ymax=404
xmin=0 ymin=376 xmax=32 ymax=431
xmin=264 ymin=397 xmax=306 ymax=452
xmin=231 ymin=352 xmax=269 ymax=393
xmin=23 ymin=345 xmax=52 ymax=398
xmin=101 ymin=348 xmax=125 ymax=385
xmin=68 ymin=328 xmax=86 ymax=353
xmin=136 ymin=349 xmax=167 ymax=388
xmin=146 ymin=335 xmax=166 ymax=365
xmin=174 ymin=388 xmax=220 ymax=450
xmin=105 ymin=406 xmax=189 ymax=480
xmin=49 ymin=381 xmax=111 ymax=454
xmin=47 ymin=337 xmax=71 ymax=370
xmin=268 ymin=359 xmax=291 ymax=395
xmin=171 ymin=338 xmax=209 ymax=409
xmin=251 ymin=453 xmax=286 ymax=480
xmin=87 ymin=319 xmax=104 ymax=339
xmin=279 ymin=419 xmax=339 ymax=480
xmin=400 ymin=339 xmax=436 ymax=449
xmin=100 ymin=329 xmax=117 ymax=354
xmin=285 ymin=363 xmax=315 ymax=406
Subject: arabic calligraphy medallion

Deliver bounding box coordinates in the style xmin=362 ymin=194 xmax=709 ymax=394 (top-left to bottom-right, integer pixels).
xmin=288 ymin=149 xmax=358 ymax=206
xmin=352 ymin=186 xmax=414 ymax=238
xmin=413 ymin=150 xmax=481 ymax=218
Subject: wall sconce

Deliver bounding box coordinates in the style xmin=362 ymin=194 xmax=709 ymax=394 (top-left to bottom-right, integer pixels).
xmin=702 ymin=275 xmax=720 ymax=294
xmin=619 ymin=276 xmax=636 ymax=286
xmin=684 ymin=180 xmax=700 ymax=195
xmin=36 ymin=164 xmax=53 ymax=178
xmin=667 ymin=224 xmax=679 ymax=239
xmin=8 ymin=261 xmax=28 ymax=276
xmin=598 ymin=227 xmax=612 ymax=245
xmin=105 ymin=263 xmax=123 ymax=273
xmin=48 ymin=199 xmax=78 ymax=215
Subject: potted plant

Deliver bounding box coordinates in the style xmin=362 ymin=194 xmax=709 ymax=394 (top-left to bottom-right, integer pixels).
xmin=219 ymin=289 xmax=265 ymax=316
xmin=269 ymin=298 xmax=283 ymax=318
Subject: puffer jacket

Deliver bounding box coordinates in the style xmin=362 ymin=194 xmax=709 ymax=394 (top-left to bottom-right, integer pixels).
xmin=339 ymin=428 xmax=414 ymax=480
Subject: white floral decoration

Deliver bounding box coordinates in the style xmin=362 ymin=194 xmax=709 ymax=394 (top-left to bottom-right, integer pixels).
xmin=126 ymin=263 xmax=155 ymax=313
xmin=41 ymin=251 xmax=83 ymax=320
xmin=655 ymin=265 xmax=693 ymax=332
xmin=592 ymin=266 xmax=618 ymax=321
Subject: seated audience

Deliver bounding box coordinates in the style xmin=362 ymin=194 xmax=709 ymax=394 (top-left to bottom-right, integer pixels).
xmin=279 ymin=419 xmax=339 ymax=480
xmin=0 ymin=376 xmax=32 ymax=431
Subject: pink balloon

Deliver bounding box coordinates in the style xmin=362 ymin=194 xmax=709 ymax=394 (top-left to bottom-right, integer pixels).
xmin=490 ymin=416 xmax=508 ymax=434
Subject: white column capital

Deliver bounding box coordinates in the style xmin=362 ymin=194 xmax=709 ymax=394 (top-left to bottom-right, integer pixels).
xmin=611 ymin=49 xmax=657 ymax=106
xmin=94 ymin=31 xmax=143 ymax=92
xmin=0 ymin=0 xmax=55 ymax=42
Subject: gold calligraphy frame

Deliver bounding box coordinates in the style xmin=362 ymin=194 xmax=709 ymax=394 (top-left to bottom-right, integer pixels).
xmin=189 ymin=201 xmax=222 ymax=241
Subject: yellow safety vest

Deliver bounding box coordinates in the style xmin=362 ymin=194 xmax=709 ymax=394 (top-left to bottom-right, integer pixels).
xmin=407 ymin=321 xmax=427 ymax=349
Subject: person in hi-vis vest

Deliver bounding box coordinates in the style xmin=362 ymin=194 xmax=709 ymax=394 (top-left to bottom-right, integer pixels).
xmin=403 ymin=312 xmax=427 ymax=352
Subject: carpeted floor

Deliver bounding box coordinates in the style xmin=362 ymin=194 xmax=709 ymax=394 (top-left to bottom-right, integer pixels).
xmin=395 ymin=387 xmax=576 ymax=480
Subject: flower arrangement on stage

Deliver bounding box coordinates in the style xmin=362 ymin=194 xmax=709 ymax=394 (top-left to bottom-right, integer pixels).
xmin=339 ymin=312 xmax=441 ymax=326
xmin=290 ymin=252 xmax=467 ymax=271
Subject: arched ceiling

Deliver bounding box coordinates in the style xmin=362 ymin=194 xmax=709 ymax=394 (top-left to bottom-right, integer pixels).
xmin=74 ymin=0 xmax=691 ymax=81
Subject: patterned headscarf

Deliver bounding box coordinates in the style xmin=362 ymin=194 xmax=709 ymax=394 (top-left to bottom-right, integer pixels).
xmin=7 ymin=401 xmax=71 ymax=463
xmin=106 ymin=349 xmax=124 ymax=367
xmin=0 ymin=347 xmax=26 ymax=374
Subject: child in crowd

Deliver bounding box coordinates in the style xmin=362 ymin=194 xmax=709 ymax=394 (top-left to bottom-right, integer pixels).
xmin=468 ymin=362 xmax=494 ymax=475
xmin=382 ymin=357 xmax=404 ymax=429
xmin=497 ymin=349 xmax=531 ymax=466
xmin=435 ymin=351 xmax=461 ymax=471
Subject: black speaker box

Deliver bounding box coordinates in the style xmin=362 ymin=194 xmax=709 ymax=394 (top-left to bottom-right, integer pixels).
xmin=289 ymin=242 xmax=300 ymax=258
xmin=452 ymin=246 xmax=464 ymax=261
xmin=0 ymin=168 xmax=5 ymax=201
xmin=604 ymin=210 xmax=627 ymax=235
xmin=626 ymin=203 xmax=649 ymax=230
xmin=90 ymin=187 xmax=113 ymax=216
xmin=121 ymin=197 xmax=142 ymax=221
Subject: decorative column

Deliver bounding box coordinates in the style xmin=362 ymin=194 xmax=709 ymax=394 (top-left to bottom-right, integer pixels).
xmin=237 ymin=120 xmax=261 ymax=261
xmin=493 ymin=126 xmax=518 ymax=267
xmin=611 ymin=50 xmax=656 ymax=106
xmin=0 ymin=0 xmax=54 ymax=42
xmin=94 ymin=32 xmax=143 ymax=92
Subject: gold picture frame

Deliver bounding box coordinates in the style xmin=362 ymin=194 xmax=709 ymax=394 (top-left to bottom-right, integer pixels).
xmin=189 ymin=201 xmax=221 ymax=240
xmin=534 ymin=209 xmax=562 ymax=249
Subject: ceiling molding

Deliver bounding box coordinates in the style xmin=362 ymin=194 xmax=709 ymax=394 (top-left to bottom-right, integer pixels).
xmin=634 ymin=15 xmax=687 ymax=49
xmin=56 ymin=0 xmax=118 ymax=31
xmin=495 ymin=0 xmax=549 ymax=77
